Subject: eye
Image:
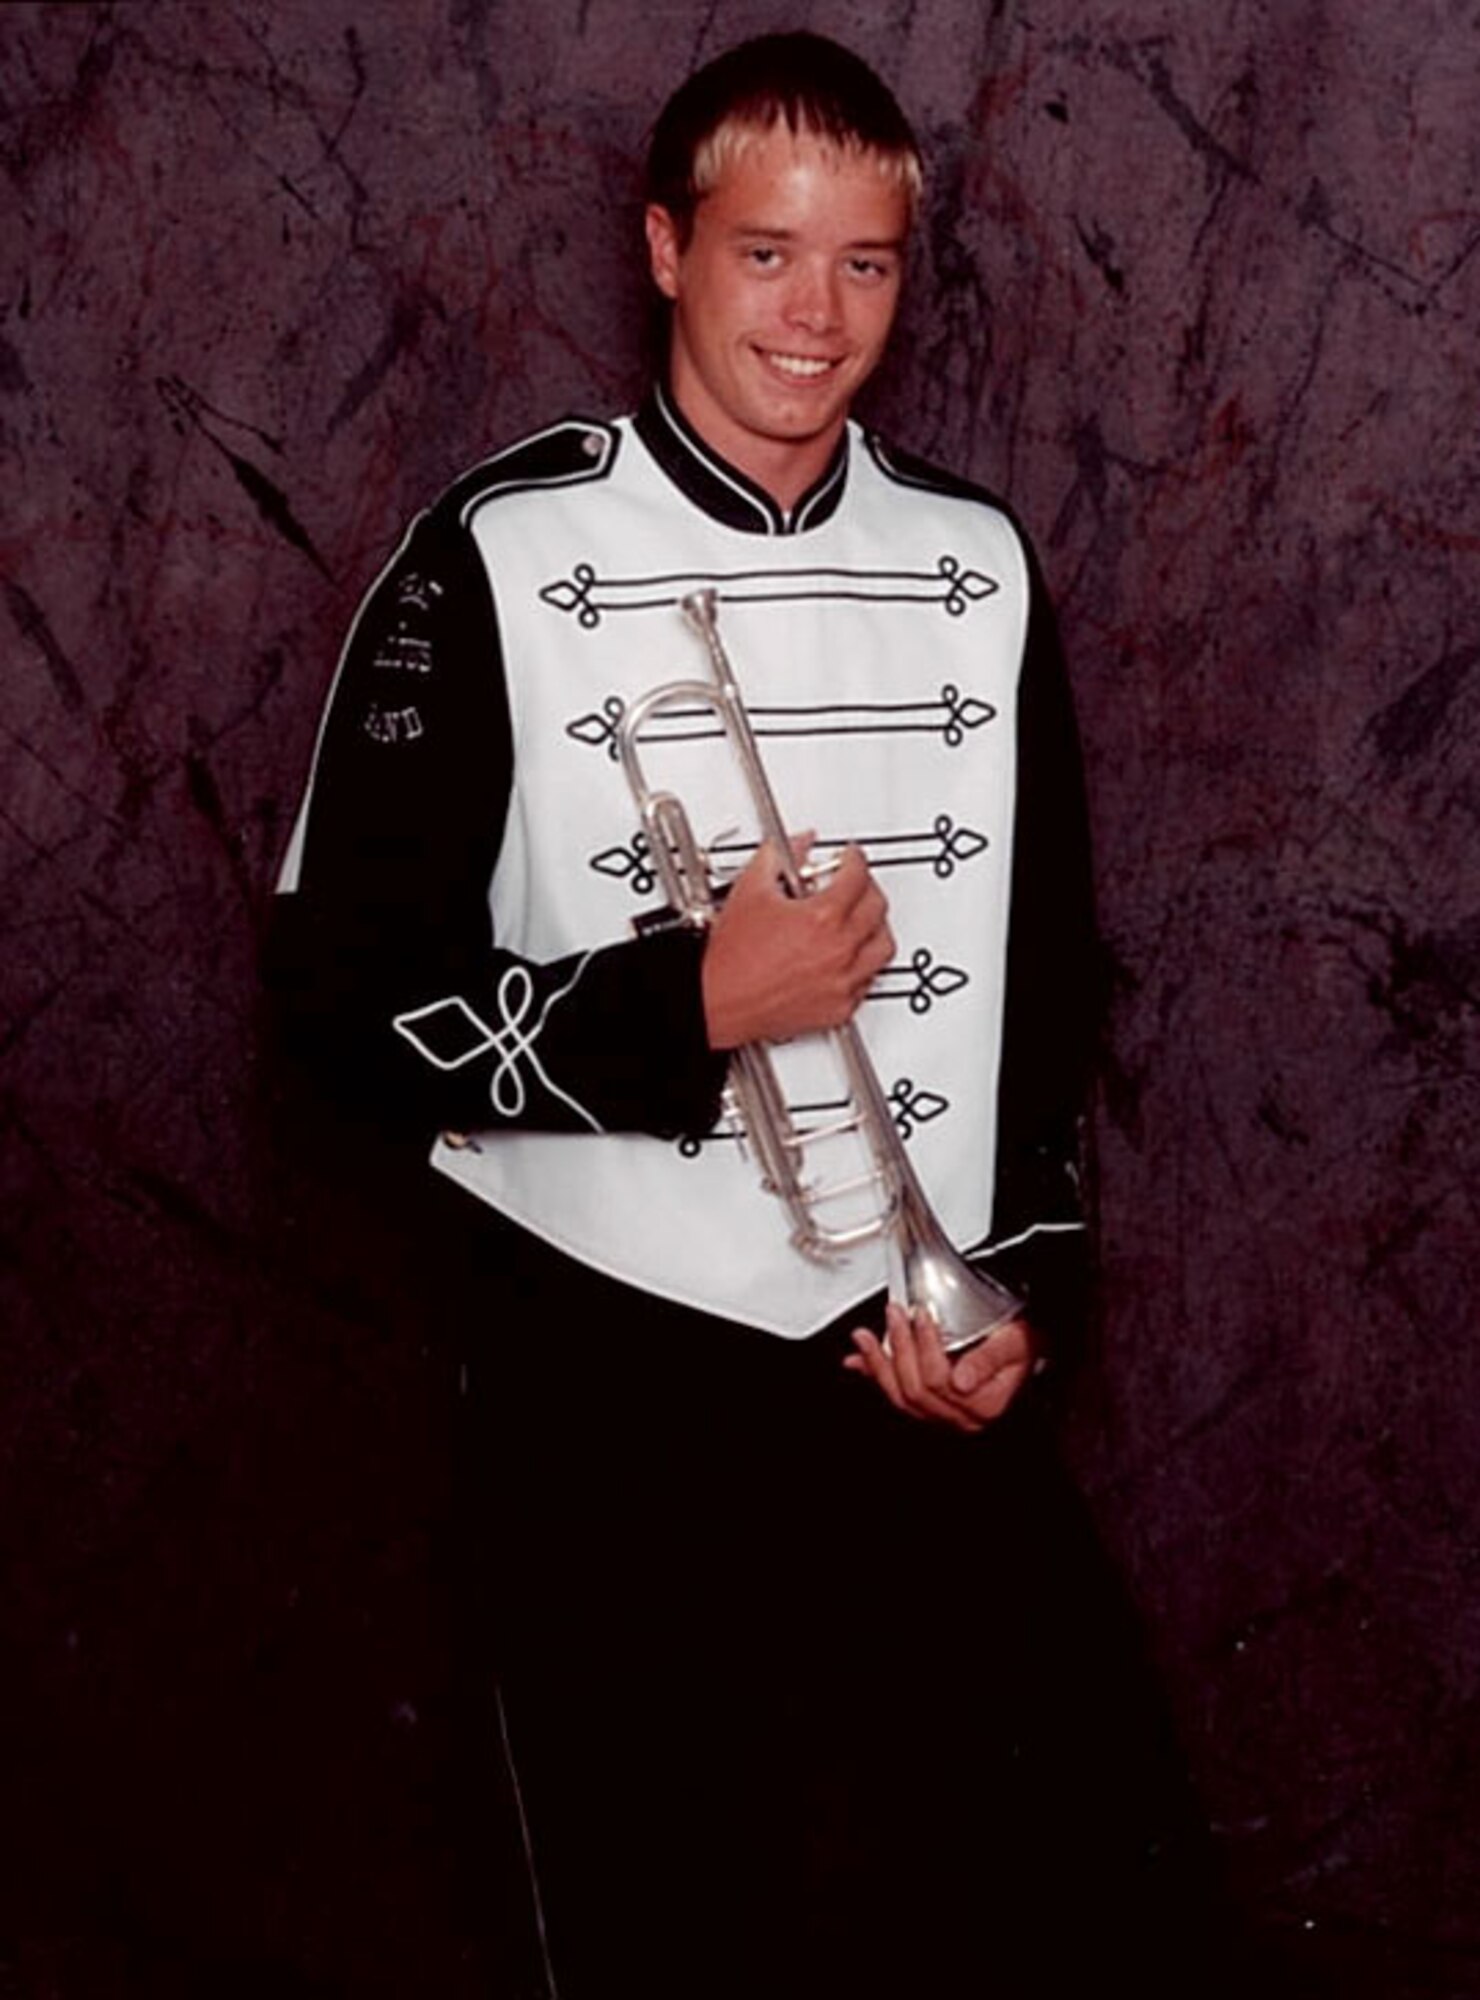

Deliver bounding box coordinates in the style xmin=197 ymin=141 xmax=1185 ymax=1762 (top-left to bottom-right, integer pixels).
xmin=745 ymin=243 xmax=783 ymax=270
xmin=846 ymin=254 xmax=896 ymax=283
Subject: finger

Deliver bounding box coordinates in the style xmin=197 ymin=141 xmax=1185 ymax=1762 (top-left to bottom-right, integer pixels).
xmin=950 ymin=1323 xmax=1035 ymax=1424
xmin=888 ymin=1304 xmax=966 ymax=1427
xmin=951 ymin=1318 xmax=1032 ymax=1399
xmin=850 ymin=1326 xmax=907 ymax=1413
xmin=722 ymin=840 xmax=777 ymax=912
xmin=787 ymin=829 xmax=818 ymax=875
xmin=752 ymin=835 xmax=808 ymax=895
xmin=847 ymin=905 xmax=895 ymax=983
xmin=816 ymin=842 xmax=871 ymax=918
xmin=909 ymin=1306 xmax=958 ymax=1394
xmin=949 ymin=1331 xmax=1002 ymax=1399
xmin=899 ymin=1306 xmax=1014 ymax=1432
xmin=848 ymin=938 xmax=894 ymax=1008
xmin=955 ymin=1358 xmax=1031 ymax=1425
xmin=817 ymin=850 xmax=890 ymax=976
xmin=847 ymin=862 xmax=889 ymax=937
xmin=855 ymin=1329 xmax=908 ymax=1414
xmin=881 ymin=1305 xmax=1002 ymax=1432
xmin=841 ymin=1324 xmax=874 ymax=1376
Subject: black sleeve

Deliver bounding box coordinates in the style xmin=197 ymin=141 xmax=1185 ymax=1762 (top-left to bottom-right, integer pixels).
xmin=263 ymin=497 xmax=729 ymax=1146
xmin=976 ymin=534 xmax=1101 ymax=1364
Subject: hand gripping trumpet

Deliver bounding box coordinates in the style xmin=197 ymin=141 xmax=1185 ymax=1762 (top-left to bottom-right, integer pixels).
xmin=617 ymin=589 xmax=1024 ymax=1356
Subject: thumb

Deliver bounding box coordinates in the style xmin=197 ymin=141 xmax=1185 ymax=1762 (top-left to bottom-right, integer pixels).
xmin=952 ymin=1338 xmax=999 ymax=1396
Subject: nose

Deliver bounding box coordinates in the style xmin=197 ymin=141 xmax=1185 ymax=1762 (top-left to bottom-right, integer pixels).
xmin=784 ymin=259 xmax=841 ymax=335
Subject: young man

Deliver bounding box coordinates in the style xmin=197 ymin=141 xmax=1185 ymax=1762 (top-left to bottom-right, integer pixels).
xmin=271 ymin=33 xmax=1214 ymax=1999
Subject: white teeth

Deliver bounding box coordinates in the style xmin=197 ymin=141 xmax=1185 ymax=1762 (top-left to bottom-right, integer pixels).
xmin=768 ymin=353 xmax=833 ymax=378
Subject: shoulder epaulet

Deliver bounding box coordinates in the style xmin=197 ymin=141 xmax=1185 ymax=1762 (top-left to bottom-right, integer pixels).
xmin=437 ymin=417 xmax=621 ymax=531
xmin=863 ymin=431 xmax=1008 ymax=513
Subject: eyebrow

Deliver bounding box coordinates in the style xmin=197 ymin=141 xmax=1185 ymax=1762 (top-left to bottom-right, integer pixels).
xmin=728 ymin=223 xmax=906 ymax=251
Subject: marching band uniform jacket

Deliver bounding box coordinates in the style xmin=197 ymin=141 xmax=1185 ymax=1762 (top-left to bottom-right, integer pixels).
xmin=258 ymin=396 xmax=1239 ymax=2000
xmin=267 ymin=385 xmax=1097 ymax=1355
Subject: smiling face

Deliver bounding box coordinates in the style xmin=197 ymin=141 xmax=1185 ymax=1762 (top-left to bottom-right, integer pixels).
xmin=646 ymin=123 xmax=910 ymax=509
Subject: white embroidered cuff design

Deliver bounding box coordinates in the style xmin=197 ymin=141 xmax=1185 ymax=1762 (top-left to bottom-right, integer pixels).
xmin=391 ymin=956 xmax=604 ymax=1132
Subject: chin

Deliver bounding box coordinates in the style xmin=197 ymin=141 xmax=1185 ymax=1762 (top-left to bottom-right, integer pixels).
xmin=753 ymin=389 xmax=851 ymax=438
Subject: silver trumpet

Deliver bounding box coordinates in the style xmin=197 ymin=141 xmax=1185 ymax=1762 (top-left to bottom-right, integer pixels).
xmin=617 ymin=588 xmax=1023 ymax=1355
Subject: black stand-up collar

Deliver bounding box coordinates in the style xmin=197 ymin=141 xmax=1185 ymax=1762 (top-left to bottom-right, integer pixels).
xmin=634 ymin=382 xmax=849 ymax=536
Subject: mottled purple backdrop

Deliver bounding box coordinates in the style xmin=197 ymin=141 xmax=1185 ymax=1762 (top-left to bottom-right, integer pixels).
xmin=4 ymin=3 xmax=1477 ymax=1995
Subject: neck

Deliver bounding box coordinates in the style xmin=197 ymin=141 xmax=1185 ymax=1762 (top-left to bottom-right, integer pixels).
xmin=639 ymin=388 xmax=850 ymax=538
xmin=739 ymin=432 xmax=844 ymax=512
xmin=664 ymin=374 xmax=846 ymax=514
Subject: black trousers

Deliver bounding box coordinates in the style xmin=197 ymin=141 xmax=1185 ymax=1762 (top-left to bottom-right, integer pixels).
xmin=453 ymin=1202 xmax=1226 ymax=1999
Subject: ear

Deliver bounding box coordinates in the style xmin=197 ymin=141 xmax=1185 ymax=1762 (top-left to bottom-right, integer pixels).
xmin=645 ymin=204 xmax=682 ymax=301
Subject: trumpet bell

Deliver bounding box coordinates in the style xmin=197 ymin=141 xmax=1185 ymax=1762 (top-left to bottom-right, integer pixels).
xmin=887 ymin=1180 xmax=1024 ymax=1354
